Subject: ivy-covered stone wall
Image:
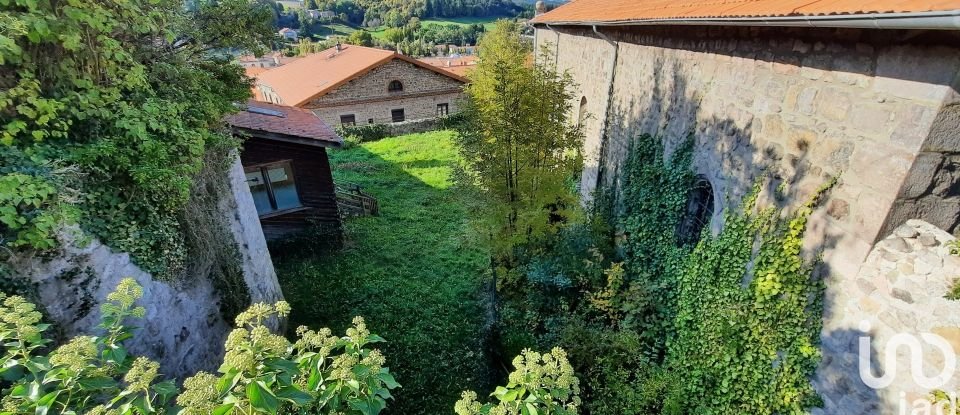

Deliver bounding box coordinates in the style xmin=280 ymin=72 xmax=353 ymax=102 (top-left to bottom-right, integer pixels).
xmin=535 ymin=24 xmax=960 ymax=414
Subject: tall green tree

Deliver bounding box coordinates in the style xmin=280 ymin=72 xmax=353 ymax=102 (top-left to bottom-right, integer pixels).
xmin=455 ymin=21 xmax=584 ymax=264
xmin=347 ymin=30 xmax=374 ymax=46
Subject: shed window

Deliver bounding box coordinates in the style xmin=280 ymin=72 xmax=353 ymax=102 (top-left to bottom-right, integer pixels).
xmin=244 ymin=161 xmax=302 ymax=216
xmin=340 ymin=114 xmax=356 ymax=126
xmin=676 ymin=176 xmax=715 ymax=247
xmin=437 ymin=103 xmax=449 ymax=116
xmin=388 ymin=80 xmax=403 ymax=92
xmin=391 ymin=109 xmax=405 ymax=123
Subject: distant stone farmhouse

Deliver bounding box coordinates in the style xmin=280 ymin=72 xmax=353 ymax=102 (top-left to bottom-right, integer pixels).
xmin=254 ymin=44 xmax=467 ymax=127
xmin=532 ymin=1 xmax=960 ymax=413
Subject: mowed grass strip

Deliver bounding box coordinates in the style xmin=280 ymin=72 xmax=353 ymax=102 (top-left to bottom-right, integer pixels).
xmin=274 ymin=131 xmax=490 ymax=415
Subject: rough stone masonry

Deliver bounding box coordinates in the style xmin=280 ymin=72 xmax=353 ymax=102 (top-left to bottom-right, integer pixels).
xmin=535 ymin=25 xmax=960 ymax=413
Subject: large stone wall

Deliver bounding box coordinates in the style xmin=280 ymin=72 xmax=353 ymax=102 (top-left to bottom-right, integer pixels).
xmin=305 ymin=59 xmax=464 ymax=126
xmin=535 ymin=25 xmax=960 ymax=413
xmin=9 ymin=154 xmax=282 ymax=379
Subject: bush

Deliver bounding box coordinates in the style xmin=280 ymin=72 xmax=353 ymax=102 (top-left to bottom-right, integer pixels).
xmin=455 ymin=347 xmax=581 ymax=415
xmin=336 ymin=124 xmax=390 ymax=143
xmin=0 ymin=279 xmax=399 ymax=415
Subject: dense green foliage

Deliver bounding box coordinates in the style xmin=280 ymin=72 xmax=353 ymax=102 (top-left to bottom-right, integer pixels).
xmin=336 ymin=124 xmax=390 ymax=143
xmin=455 ymin=21 xmax=584 ymax=265
xmin=491 ymin=131 xmax=832 ymax=414
xmin=0 ymin=279 xmax=399 ymax=414
xmin=273 ymin=131 xmax=492 ymax=415
xmin=0 ymin=0 xmax=273 ymax=279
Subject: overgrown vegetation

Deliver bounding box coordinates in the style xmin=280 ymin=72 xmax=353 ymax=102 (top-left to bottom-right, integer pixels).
xmin=491 ymin=132 xmax=833 ymax=414
xmin=1 ymin=0 xmax=272 ymax=280
xmin=273 ymin=131 xmax=493 ymax=415
xmin=0 ymin=279 xmax=400 ymax=414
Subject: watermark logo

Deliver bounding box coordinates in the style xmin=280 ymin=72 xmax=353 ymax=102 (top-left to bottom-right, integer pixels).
xmin=857 ymin=320 xmax=959 ymax=414
xmin=858 ymin=320 xmax=957 ymax=390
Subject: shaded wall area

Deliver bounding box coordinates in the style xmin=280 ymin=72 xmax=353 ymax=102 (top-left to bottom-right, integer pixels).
xmin=535 ymin=24 xmax=960 ymax=414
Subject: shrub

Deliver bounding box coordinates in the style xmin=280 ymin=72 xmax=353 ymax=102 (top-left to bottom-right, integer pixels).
xmin=0 ymin=279 xmax=399 ymax=415
xmin=336 ymin=124 xmax=390 ymax=143
xmin=455 ymin=347 xmax=581 ymax=415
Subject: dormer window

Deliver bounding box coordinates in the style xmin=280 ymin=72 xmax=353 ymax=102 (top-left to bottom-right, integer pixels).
xmin=388 ymin=80 xmax=403 ymax=92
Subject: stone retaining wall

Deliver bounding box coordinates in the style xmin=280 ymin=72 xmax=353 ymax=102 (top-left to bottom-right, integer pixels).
xmin=815 ymin=220 xmax=960 ymax=414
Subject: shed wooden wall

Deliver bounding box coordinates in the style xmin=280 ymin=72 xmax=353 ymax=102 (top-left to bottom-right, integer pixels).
xmin=240 ymin=137 xmax=341 ymax=241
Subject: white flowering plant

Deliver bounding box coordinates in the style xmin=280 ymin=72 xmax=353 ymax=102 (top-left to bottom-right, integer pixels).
xmin=0 ymin=278 xmax=178 ymax=414
xmin=178 ymin=307 xmax=400 ymax=415
xmin=455 ymin=347 xmax=581 ymax=415
xmin=0 ymin=279 xmax=399 ymax=415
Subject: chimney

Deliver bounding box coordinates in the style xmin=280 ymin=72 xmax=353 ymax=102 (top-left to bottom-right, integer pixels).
xmin=535 ymin=1 xmax=546 ymax=16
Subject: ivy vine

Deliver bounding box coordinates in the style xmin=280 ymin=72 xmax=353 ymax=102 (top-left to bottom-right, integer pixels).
xmin=607 ymin=132 xmax=833 ymax=413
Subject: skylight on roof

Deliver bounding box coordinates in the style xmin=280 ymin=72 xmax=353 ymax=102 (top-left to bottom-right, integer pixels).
xmin=247 ymin=106 xmax=286 ymax=118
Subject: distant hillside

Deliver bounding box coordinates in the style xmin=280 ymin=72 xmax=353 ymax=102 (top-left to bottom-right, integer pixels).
xmin=306 ymin=0 xmax=524 ymax=27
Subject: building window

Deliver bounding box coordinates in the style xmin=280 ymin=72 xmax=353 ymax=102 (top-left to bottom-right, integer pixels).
xmin=437 ymin=103 xmax=449 ymax=116
xmin=388 ymin=80 xmax=403 ymax=92
xmin=340 ymin=114 xmax=356 ymax=126
xmin=368 ymin=118 xmax=374 ymax=124
xmin=244 ymin=161 xmax=302 ymax=216
xmin=676 ymin=176 xmax=715 ymax=247
xmin=391 ymin=109 xmax=405 ymax=123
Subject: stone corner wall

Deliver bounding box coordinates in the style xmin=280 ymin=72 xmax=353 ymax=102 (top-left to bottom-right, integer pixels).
xmin=815 ymin=219 xmax=960 ymax=414
xmin=8 ymin=152 xmax=282 ymax=379
xmin=225 ymin=151 xmax=283 ymax=305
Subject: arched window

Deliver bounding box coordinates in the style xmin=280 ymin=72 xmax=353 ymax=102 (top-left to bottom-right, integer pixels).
xmin=577 ymin=96 xmax=587 ymax=128
xmin=676 ymin=176 xmax=715 ymax=247
xmin=388 ymin=80 xmax=403 ymax=92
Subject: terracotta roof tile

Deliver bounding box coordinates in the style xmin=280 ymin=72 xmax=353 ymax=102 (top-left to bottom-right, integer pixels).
xmin=255 ymin=44 xmax=468 ymax=107
xmin=226 ymin=100 xmax=342 ymax=146
xmin=531 ymin=0 xmax=960 ymax=24
xmin=417 ymin=55 xmax=478 ymax=77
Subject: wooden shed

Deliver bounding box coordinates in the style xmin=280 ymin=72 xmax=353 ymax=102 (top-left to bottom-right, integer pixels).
xmin=226 ymin=100 xmax=343 ymax=240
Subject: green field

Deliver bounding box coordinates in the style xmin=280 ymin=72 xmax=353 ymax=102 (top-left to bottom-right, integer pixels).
xmin=273 ymin=131 xmax=493 ymax=415
xmin=421 ymin=16 xmax=501 ymax=30
xmin=308 ymin=22 xmax=357 ymax=38
xmin=368 ymin=16 xmax=502 ymax=40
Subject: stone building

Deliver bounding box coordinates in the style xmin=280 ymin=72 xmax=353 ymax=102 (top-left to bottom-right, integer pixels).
xmin=532 ymin=1 xmax=960 ymax=413
xmin=255 ymin=44 xmax=467 ymax=127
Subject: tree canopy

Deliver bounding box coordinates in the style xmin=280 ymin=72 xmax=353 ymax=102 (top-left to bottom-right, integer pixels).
xmin=455 ymin=21 xmax=584 ymax=261
xmin=0 ymin=0 xmax=273 ymax=278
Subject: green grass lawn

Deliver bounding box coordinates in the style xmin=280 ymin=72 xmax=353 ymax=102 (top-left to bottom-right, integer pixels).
xmin=312 ymin=23 xmax=356 ymax=38
xmin=421 ymin=16 xmax=502 ymax=31
xmin=273 ymin=131 xmax=493 ymax=415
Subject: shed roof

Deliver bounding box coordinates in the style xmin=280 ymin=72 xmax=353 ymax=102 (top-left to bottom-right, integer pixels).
xmin=226 ymin=100 xmax=342 ymax=147
xmin=255 ymin=44 xmax=468 ymax=107
xmin=531 ymin=0 xmax=960 ymax=27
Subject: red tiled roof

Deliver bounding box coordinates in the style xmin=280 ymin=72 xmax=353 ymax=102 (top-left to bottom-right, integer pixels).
xmin=418 ymin=56 xmax=478 ymax=77
xmin=245 ymin=67 xmax=268 ymax=77
xmin=531 ymin=0 xmax=960 ymax=25
xmin=255 ymin=44 xmax=468 ymax=107
xmin=226 ymin=100 xmax=342 ymax=147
